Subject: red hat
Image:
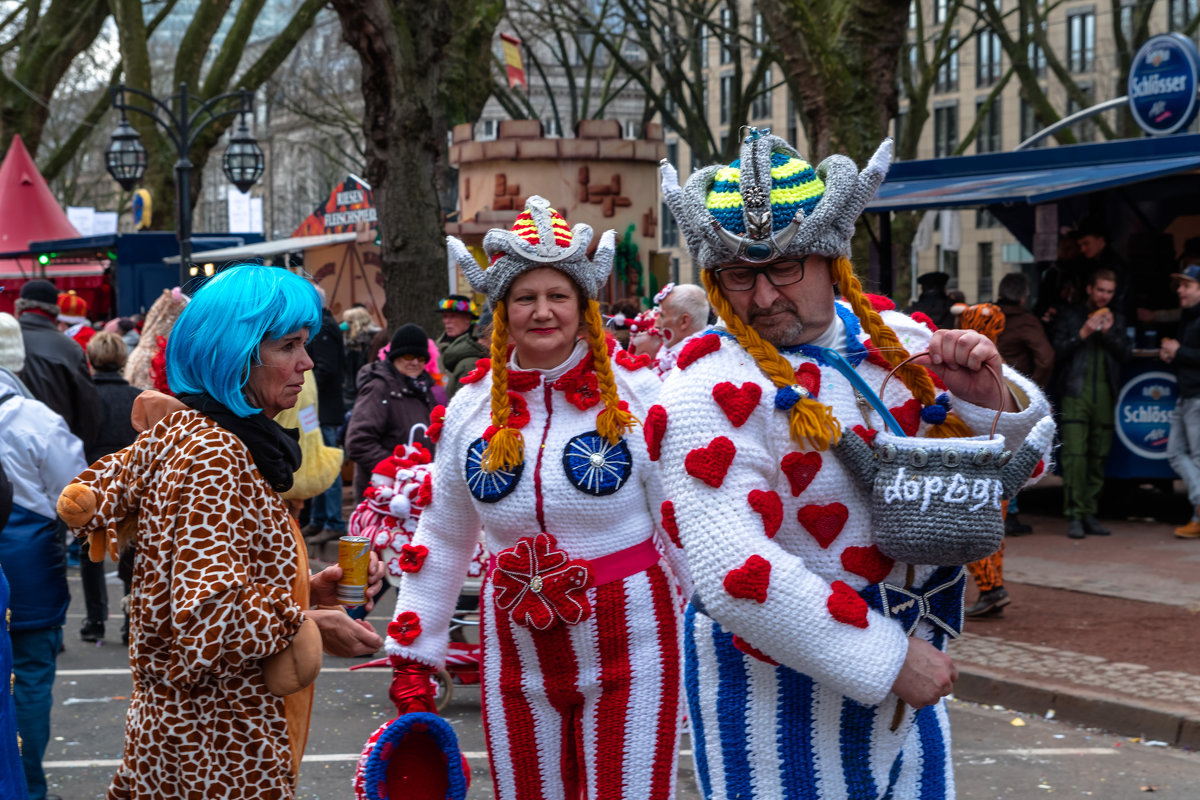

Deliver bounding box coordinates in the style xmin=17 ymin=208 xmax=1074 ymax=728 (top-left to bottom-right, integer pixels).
xmin=354 ymin=712 xmax=469 ymax=800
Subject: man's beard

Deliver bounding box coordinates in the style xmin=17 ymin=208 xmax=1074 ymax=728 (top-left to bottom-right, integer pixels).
xmin=748 ymin=299 xmax=805 ymax=347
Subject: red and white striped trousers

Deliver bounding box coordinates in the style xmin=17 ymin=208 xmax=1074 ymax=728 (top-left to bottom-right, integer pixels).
xmin=480 ymin=562 xmax=683 ymax=800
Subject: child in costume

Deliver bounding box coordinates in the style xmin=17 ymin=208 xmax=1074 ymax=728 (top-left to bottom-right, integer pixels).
xmin=655 ymin=130 xmax=1055 ymax=799
xmin=383 ymin=196 xmax=690 ymax=800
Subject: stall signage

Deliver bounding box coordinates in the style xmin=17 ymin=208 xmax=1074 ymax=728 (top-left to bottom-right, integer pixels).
xmin=1128 ymin=33 xmax=1200 ymax=135
xmin=1115 ymin=370 xmax=1177 ymax=460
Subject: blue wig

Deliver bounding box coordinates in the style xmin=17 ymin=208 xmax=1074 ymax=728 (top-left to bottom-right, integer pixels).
xmin=166 ymin=264 xmax=322 ymax=417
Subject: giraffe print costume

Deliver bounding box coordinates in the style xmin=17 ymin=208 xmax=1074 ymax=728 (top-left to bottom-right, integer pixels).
xmin=65 ymin=409 xmax=309 ymax=800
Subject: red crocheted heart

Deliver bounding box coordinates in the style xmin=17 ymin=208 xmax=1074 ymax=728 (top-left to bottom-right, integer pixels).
xmin=840 ymin=545 xmax=895 ymax=584
xmin=676 ymin=334 xmax=721 ymax=370
xmin=660 ymin=500 xmax=682 ymax=548
xmin=712 ymin=381 xmax=762 ymax=427
xmin=732 ymin=634 xmax=779 ymax=666
xmin=616 ymin=349 xmax=652 ymax=371
xmin=723 ymin=554 xmax=771 ymax=603
xmin=910 ymin=311 xmax=937 ymax=332
xmin=685 ymin=436 xmax=736 ymax=488
xmin=1032 ymin=459 xmax=1045 ymax=478
xmin=889 ymin=399 xmax=923 ymax=437
xmin=747 ymin=490 xmax=783 ymax=538
xmin=794 ymin=362 xmax=821 ymax=399
xmin=460 ymin=358 xmax=490 ymax=384
xmin=427 ymin=405 xmax=446 ymax=444
xmin=851 ymin=425 xmax=877 ymax=446
xmin=827 ymin=581 xmax=869 ymax=628
xmin=644 ymin=404 xmax=667 ymax=461
xmin=780 ymin=451 xmax=822 ymax=497
xmin=797 ymin=502 xmax=848 ymax=549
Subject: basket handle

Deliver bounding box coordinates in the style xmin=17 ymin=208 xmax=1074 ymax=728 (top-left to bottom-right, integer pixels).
xmin=879 ymin=351 xmax=1005 ymax=439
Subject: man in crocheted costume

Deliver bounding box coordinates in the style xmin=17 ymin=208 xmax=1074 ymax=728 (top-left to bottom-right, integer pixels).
xmin=655 ymin=129 xmax=1055 ymax=799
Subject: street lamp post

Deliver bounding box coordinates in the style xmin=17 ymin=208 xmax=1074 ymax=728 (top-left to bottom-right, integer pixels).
xmin=104 ymin=82 xmax=265 ymax=285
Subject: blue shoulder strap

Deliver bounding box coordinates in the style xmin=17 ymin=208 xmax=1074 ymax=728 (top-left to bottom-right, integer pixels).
xmin=819 ymin=349 xmax=907 ymax=436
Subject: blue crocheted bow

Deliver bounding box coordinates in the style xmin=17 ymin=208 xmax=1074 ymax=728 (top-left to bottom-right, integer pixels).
xmin=858 ymin=566 xmax=965 ymax=639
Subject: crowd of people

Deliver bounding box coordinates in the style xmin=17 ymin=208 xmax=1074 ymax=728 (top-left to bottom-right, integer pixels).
xmin=18 ymin=125 xmax=1200 ymax=800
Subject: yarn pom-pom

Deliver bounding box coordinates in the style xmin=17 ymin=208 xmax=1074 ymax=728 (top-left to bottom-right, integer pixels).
xmin=920 ymin=404 xmax=947 ymax=425
xmin=774 ymin=385 xmax=805 ymax=410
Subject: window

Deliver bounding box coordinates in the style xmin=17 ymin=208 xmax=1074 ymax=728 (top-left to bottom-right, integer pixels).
xmin=1019 ymin=97 xmax=1045 ymax=148
xmin=1169 ymin=0 xmax=1198 ymax=31
xmin=938 ymin=246 xmax=960 ymax=284
xmin=977 ymin=242 xmax=994 ymax=301
xmin=624 ymin=119 xmax=640 ymax=139
xmin=934 ymin=103 xmax=958 ymax=157
xmin=976 ymin=30 xmax=1002 ymax=87
xmin=667 ymin=141 xmax=679 ymax=168
xmin=545 ymin=118 xmax=563 ymax=138
xmin=934 ymin=0 xmax=949 ymax=23
xmin=1120 ymin=0 xmax=1135 ymax=42
xmin=719 ymin=7 xmax=733 ymax=65
xmin=753 ymin=11 xmax=764 ymax=57
xmin=895 ymin=109 xmax=908 ymax=143
xmin=751 ymin=68 xmax=773 ymax=119
xmin=1066 ymin=11 xmax=1095 ymax=73
xmin=976 ymin=208 xmax=1002 ymax=229
xmin=719 ymin=73 xmax=733 ymax=124
xmin=662 ymin=201 xmax=679 ymax=247
xmin=909 ymin=0 xmax=918 ymax=29
xmin=477 ymin=119 xmax=497 ymax=141
xmin=1024 ymin=19 xmax=1046 ymax=78
xmin=1067 ymin=85 xmax=1095 ymax=142
xmin=699 ymin=24 xmax=708 ymax=69
xmin=975 ymin=97 xmax=1002 ymax=153
xmin=936 ymin=34 xmax=959 ymax=93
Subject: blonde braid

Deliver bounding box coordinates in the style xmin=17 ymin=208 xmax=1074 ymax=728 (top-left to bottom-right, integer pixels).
xmin=831 ymin=256 xmax=973 ymax=439
xmin=701 ymin=271 xmax=840 ymax=450
xmin=481 ymin=300 xmax=525 ymax=471
xmin=584 ymin=300 xmax=638 ymax=443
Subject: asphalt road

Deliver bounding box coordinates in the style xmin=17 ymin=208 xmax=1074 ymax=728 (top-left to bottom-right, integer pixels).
xmin=38 ymin=572 xmax=1200 ymax=799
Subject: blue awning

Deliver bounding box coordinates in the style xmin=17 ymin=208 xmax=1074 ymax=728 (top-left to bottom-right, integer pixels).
xmin=868 ymin=133 xmax=1200 ymax=212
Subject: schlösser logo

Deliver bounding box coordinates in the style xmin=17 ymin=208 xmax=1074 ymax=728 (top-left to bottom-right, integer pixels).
xmin=1128 ymin=33 xmax=1200 ymax=135
xmin=1115 ymin=371 xmax=1177 ymax=460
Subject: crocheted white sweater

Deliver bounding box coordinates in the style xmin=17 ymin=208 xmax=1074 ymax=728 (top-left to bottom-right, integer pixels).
xmin=388 ymin=347 xmax=689 ymax=668
xmin=657 ymin=305 xmax=1052 ymax=706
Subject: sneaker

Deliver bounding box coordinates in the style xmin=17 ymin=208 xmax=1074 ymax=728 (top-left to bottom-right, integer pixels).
xmin=1082 ymin=515 xmax=1111 ymax=536
xmin=1005 ymin=513 xmax=1033 ymax=536
xmin=1067 ymin=520 xmax=1087 ymax=539
xmin=965 ymin=587 xmax=1010 ymax=618
xmin=1175 ymin=520 xmax=1200 ymax=539
xmin=80 ymin=620 xmax=105 ymax=643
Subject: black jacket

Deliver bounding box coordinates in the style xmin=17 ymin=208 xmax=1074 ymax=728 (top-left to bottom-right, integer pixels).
xmin=1172 ymin=305 xmax=1200 ymax=399
xmin=908 ymin=290 xmax=955 ymax=330
xmin=1050 ymin=302 xmax=1133 ymax=399
xmin=306 ymin=308 xmax=346 ymax=426
xmin=344 ymin=360 xmax=436 ymax=499
xmin=86 ymin=370 xmax=143 ymax=464
xmin=17 ymin=311 xmax=99 ymax=449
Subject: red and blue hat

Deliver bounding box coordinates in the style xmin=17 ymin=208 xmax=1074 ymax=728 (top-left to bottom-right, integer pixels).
xmin=353 ymin=712 xmax=469 ymax=800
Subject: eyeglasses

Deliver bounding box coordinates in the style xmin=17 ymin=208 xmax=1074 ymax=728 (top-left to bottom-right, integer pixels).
xmin=396 ymin=353 xmax=429 ymax=363
xmin=712 ymin=257 xmax=808 ymax=292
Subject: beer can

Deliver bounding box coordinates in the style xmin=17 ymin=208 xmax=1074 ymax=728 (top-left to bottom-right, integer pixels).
xmin=336 ymin=536 xmax=371 ymax=607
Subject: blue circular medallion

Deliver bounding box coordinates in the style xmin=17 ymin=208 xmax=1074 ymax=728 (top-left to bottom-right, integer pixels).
xmin=562 ymin=431 xmax=633 ymax=496
xmin=1128 ymin=33 xmax=1200 ymax=135
xmin=464 ymin=436 xmax=523 ymax=503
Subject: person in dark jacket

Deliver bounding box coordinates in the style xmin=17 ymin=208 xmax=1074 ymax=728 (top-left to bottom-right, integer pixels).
xmin=1051 ymin=269 xmax=1133 ymax=539
xmin=1162 ymin=264 xmax=1200 ymax=539
xmin=435 ymin=294 xmax=486 ymax=400
xmin=996 ymin=272 xmax=1055 ymax=387
xmin=340 ymin=307 xmax=381 ymax=409
xmin=908 ymin=271 xmax=955 ymax=330
xmin=13 ymin=280 xmax=100 ymax=452
xmin=345 ymin=324 xmax=437 ymax=501
xmin=80 ymin=332 xmax=143 ymax=644
xmin=303 ymin=290 xmax=348 ymax=544
xmin=0 ymin=460 xmax=28 ymax=800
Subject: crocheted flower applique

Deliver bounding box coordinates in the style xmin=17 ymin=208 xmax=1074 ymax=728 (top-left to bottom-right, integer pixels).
xmin=492 ymin=533 xmax=594 ymax=630
xmin=398 ymin=543 xmax=428 ymax=573
xmin=555 ymin=370 xmax=602 ymax=411
xmin=676 ymin=333 xmax=721 ymax=370
xmin=644 ymin=405 xmax=667 ymax=461
xmin=460 ymin=358 xmax=491 ymax=385
xmin=508 ymin=369 xmax=542 ymax=393
xmin=712 ymin=381 xmax=762 ymax=427
xmin=388 ymin=611 xmax=422 ymax=645
xmin=427 ymin=405 xmax=446 ymax=443
xmin=724 ymin=554 xmax=771 ymax=603
xmin=506 ymin=392 xmax=531 ymax=429
xmin=562 ymin=432 xmax=632 ymax=496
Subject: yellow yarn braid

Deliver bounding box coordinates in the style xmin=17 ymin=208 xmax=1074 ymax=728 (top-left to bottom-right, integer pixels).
xmin=481 ymin=300 xmax=525 ymax=472
xmin=830 ymin=256 xmax=973 ymax=440
xmin=584 ymin=300 xmax=639 ymax=443
xmin=701 ymin=271 xmax=841 ymax=450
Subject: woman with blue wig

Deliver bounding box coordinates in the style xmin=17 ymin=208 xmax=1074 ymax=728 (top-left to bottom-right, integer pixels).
xmin=58 ymin=264 xmax=384 ymax=799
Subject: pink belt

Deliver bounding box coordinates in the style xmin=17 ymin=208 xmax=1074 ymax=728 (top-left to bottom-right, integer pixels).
xmin=487 ymin=536 xmax=660 ymax=587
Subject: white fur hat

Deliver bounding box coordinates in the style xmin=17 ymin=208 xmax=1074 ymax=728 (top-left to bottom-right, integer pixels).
xmin=0 ymin=312 xmax=25 ymax=373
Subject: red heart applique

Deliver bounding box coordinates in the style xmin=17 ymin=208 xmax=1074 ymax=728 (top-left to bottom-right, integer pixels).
xmin=827 ymin=580 xmax=869 ymax=628
xmin=676 ymin=334 xmax=721 ymax=370
xmin=1032 ymin=459 xmax=1045 ymax=478
xmin=797 ymin=503 xmax=848 ymax=548
xmin=747 ymin=490 xmax=783 ymax=538
xmin=910 ymin=311 xmax=937 ymax=332
xmin=660 ymin=501 xmax=682 ymax=548
xmin=851 ymin=425 xmax=877 ymax=446
xmin=712 ymin=381 xmax=762 ymax=427
xmin=644 ymin=404 xmax=667 ymax=461
xmin=889 ymin=399 xmax=923 ymax=437
xmin=723 ymin=555 xmax=771 ymax=603
xmin=685 ymin=436 xmax=736 ymax=488
xmin=780 ymin=451 xmax=822 ymax=497
xmin=794 ymin=363 xmax=820 ymax=399
xmin=840 ymin=545 xmax=895 ymax=584
xmin=731 ymin=635 xmax=779 ymax=666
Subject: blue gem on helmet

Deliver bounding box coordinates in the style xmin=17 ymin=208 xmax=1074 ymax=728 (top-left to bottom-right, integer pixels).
xmin=745 ymin=241 xmax=773 ymax=260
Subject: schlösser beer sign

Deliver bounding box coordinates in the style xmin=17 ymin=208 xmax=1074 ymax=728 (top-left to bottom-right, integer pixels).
xmin=1114 ymin=371 xmax=1177 ymax=460
xmin=1128 ymin=33 xmax=1200 ymax=135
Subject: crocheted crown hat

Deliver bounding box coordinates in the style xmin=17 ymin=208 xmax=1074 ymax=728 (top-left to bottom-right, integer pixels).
xmin=660 ymin=128 xmax=892 ymax=268
xmin=447 ymin=195 xmax=615 ymax=304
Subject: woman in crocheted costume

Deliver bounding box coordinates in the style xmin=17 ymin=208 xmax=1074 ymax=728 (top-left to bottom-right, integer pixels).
xmin=385 ymin=196 xmax=690 ymax=800
xmin=655 ymin=130 xmax=1055 ymax=799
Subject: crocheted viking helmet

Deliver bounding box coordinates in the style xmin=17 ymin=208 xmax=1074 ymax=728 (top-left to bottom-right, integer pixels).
xmin=446 ymin=195 xmax=615 ymax=304
xmin=660 ymin=128 xmax=892 ymax=269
